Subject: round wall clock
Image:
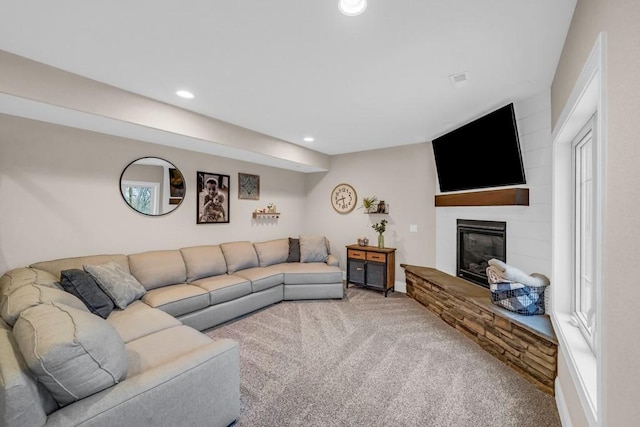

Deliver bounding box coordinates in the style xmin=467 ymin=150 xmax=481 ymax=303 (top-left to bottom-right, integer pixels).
xmin=331 ymin=183 xmax=357 ymax=214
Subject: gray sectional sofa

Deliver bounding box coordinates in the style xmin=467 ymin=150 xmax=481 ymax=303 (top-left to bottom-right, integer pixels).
xmin=0 ymin=237 xmax=343 ymax=427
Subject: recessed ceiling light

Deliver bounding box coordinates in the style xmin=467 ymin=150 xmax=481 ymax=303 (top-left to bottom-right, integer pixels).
xmin=303 ymin=136 xmax=315 ymax=143
xmin=176 ymin=90 xmax=194 ymax=99
xmin=339 ymin=0 xmax=367 ymax=16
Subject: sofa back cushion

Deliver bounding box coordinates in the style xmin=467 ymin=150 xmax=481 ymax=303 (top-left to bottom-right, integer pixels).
xmin=253 ymin=238 xmax=289 ymax=267
xmin=30 ymin=254 xmax=129 ymax=279
xmin=0 ymin=268 xmax=59 ymax=300
xmin=1 ymin=283 xmax=87 ymax=327
xmin=13 ymin=303 xmax=128 ymax=407
xmin=0 ymin=318 xmax=58 ymax=427
xmin=180 ymin=245 xmax=227 ymax=282
xmin=220 ymin=241 xmax=259 ymax=274
xmin=128 ymin=250 xmax=187 ymax=290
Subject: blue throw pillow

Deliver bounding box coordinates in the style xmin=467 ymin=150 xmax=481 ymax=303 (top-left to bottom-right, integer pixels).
xmin=60 ymin=269 xmax=115 ymax=319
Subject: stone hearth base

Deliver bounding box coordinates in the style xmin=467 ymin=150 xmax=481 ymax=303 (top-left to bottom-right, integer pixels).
xmin=402 ymin=265 xmax=557 ymax=395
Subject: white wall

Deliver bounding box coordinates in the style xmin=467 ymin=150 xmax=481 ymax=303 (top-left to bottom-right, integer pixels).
xmin=551 ymin=1 xmax=640 ymax=425
xmin=0 ymin=114 xmax=307 ymax=273
xmin=435 ymin=92 xmax=552 ymax=280
xmin=304 ymin=143 xmax=437 ymax=289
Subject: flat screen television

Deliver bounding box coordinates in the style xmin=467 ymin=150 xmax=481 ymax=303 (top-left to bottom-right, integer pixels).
xmin=432 ymin=103 xmax=526 ymax=192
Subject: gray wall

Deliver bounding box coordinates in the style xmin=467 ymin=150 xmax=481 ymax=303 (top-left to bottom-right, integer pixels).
xmin=551 ymin=0 xmax=640 ymax=425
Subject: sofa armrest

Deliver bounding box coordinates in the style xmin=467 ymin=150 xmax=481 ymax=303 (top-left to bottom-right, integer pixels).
xmin=46 ymin=338 xmax=239 ymax=427
xmin=326 ymin=254 xmax=340 ymax=267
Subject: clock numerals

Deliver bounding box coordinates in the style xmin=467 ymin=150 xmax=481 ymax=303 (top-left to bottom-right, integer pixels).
xmin=331 ymin=184 xmax=357 ymax=214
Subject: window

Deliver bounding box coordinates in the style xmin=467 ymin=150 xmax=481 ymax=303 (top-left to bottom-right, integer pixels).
xmin=121 ymin=181 xmax=159 ymax=215
xmin=572 ymin=116 xmax=597 ymax=351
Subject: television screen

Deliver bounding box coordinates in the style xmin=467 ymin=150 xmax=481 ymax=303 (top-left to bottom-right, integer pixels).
xmin=432 ymin=103 xmax=526 ymax=192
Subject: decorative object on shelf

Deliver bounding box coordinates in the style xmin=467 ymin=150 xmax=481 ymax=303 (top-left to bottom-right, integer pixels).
xmin=377 ymin=200 xmax=387 ymax=213
xmin=372 ymin=219 xmax=387 ymax=248
xmin=267 ymin=202 xmax=276 ymax=213
xmin=357 ymin=237 xmax=369 ymax=247
xmin=197 ymin=171 xmax=230 ymax=224
xmin=238 ymin=173 xmax=260 ymax=200
xmin=331 ymin=183 xmax=357 ymax=214
xmin=360 ymin=196 xmax=378 ymax=213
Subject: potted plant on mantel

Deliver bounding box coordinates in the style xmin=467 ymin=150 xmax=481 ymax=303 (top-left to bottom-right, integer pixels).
xmin=372 ymin=219 xmax=388 ymax=248
xmin=361 ymin=196 xmax=378 ymax=213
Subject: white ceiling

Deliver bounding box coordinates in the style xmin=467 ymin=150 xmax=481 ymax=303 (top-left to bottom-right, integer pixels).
xmin=0 ymin=1 xmax=576 ymax=156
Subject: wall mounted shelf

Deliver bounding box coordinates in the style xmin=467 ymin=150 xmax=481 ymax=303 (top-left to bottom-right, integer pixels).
xmin=253 ymin=212 xmax=280 ymax=219
xmin=435 ymin=188 xmax=529 ymax=207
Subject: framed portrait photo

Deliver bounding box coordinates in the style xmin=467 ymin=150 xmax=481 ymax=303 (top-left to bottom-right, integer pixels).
xmin=238 ymin=173 xmax=260 ymax=200
xmin=197 ymin=172 xmax=230 ymax=224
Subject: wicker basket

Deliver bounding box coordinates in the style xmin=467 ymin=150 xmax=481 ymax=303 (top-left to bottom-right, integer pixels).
xmin=489 ymin=282 xmax=546 ymax=316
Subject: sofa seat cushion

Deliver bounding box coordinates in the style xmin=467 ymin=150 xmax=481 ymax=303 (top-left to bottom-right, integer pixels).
xmin=279 ymin=263 xmax=343 ymax=284
xmin=124 ymin=325 xmax=213 ymax=378
xmin=233 ymin=266 xmax=284 ymax=292
xmin=30 ymin=255 xmax=129 ymax=279
xmin=141 ymin=284 xmax=209 ymax=317
xmin=191 ymin=275 xmax=252 ymax=305
xmin=12 ymin=303 xmax=128 ymax=407
xmin=107 ymin=301 xmax=181 ymax=343
xmin=128 ymin=250 xmax=187 ymax=290
xmin=1 ymin=283 xmax=88 ymax=327
xmin=180 ymin=245 xmax=227 ymax=282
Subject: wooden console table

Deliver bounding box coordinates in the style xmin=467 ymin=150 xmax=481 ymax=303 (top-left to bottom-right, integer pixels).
xmin=346 ymin=245 xmax=396 ymax=296
xmin=402 ymin=264 xmax=557 ymax=395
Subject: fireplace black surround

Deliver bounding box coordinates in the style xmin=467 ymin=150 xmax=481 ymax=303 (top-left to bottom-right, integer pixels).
xmin=457 ymin=219 xmax=506 ymax=288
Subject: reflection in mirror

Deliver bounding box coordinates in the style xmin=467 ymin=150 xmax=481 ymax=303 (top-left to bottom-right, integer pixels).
xmin=120 ymin=157 xmax=185 ymax=216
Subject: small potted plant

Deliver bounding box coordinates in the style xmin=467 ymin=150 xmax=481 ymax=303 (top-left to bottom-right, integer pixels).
xmin=361 ymin=196 xmax=378 ymax=213
xmin=372 ymin=219 xmax=388 ymax=248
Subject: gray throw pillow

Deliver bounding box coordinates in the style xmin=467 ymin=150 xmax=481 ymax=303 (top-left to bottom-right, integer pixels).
xmin=84 ymin=262 xmax=146 ymax=309
xmin=287 ymin=238 xmax=300 ymax=262
xmin=299 ymin=235 xmax=329 ymax=263
xmin=60 ymin=269 xmax=115 ymax=319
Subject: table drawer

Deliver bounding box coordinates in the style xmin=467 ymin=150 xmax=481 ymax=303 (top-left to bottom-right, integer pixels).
xmin=348 ymin=249 xmax=366 ymax=260
xmin=367 ymin=252 xmax=386 ymax=262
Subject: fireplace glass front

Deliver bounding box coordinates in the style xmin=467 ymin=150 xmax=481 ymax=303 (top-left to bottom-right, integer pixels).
xmin=457 ymin=219 xmax=506 ymax=288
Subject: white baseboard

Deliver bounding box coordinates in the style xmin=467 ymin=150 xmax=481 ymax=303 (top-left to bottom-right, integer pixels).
xmin=394 ymin=280 xmax=406 ymax=293
xmin=555 ymin=377 xmax=573 ymax=427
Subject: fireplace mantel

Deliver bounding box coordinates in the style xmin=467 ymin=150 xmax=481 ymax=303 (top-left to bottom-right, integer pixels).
xmin=435 ymin=188 xmax=529 ymax=207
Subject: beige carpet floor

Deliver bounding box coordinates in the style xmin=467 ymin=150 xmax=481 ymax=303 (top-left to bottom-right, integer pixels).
xmin=205 ymin=287 xmax=561 ymax=427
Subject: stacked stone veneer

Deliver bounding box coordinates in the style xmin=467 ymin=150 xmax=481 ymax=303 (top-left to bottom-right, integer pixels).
xmin=403 ymin=265 xmax=557 ymax=395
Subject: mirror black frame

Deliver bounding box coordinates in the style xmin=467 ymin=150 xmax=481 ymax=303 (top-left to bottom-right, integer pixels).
xmin=119 ymin=157 xmax=185 ymax=216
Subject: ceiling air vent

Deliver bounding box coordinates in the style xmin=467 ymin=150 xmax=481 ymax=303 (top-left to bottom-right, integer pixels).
xmin=449 ymin=72 xmax=469 ymax=88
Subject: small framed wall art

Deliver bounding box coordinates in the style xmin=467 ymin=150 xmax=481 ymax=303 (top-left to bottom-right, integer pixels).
xmin=197 ymin=171 xmax=230 ymax=224
xmin=238 ymin=173 xmax=260 ymax=200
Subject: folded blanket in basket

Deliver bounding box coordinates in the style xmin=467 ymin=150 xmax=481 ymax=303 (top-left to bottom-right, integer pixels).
xmin=488 ymin=259 xmax=550 ymax=288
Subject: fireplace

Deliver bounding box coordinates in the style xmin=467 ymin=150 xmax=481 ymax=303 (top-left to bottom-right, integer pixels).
xmin=457 ymin=219 xmax=506 ymax=288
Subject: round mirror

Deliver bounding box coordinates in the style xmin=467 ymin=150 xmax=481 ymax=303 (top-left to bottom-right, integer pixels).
xmin=120 ymin=157 xmax=185 ymax=216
